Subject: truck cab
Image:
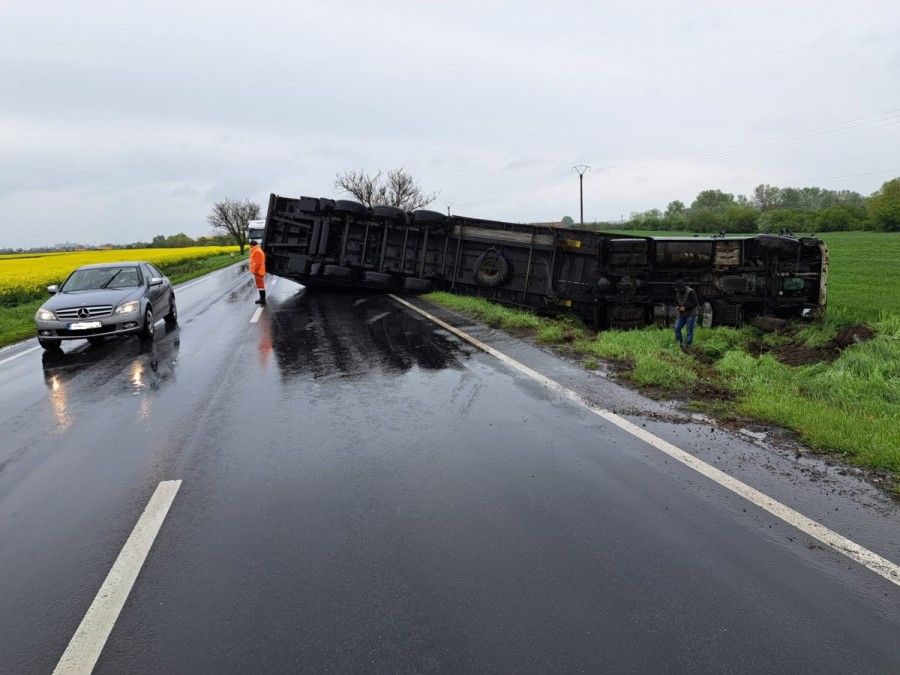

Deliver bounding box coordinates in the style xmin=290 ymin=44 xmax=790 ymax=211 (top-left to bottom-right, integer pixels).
xmin=247 ymin=219 xmax=266 ymax=244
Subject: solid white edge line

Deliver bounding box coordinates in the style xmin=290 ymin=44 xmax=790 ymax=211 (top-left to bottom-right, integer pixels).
xmin=389 ymin=294 xmax=900 ymax=588
xmin=53 ymin=479 xmax=183 ymax=675
xmin=250 ymin=307 xmax=263 ymax=323
xmin=0 ymin=345 xmax=41 ymax=366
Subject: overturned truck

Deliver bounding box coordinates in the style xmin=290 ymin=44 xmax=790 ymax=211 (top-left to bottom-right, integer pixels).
xmin=261 ymin=194 xmax=828 ymax=330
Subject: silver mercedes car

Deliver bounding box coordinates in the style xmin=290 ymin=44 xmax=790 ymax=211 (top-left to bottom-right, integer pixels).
xmin=35 ymin=261 xmax=177 ymax=350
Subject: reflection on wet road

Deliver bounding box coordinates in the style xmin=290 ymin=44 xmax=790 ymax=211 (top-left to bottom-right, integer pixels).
xmin=33 ymin=323 xmax=181 ymax=435
xmin=268 ymin=291 xmax=472 ymax=379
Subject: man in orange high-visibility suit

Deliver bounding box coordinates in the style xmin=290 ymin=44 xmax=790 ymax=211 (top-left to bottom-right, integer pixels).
xmin=249 ymin=239 xmax=266 ymax=304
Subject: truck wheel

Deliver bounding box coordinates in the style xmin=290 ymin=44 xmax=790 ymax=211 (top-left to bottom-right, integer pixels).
xmin=333 ymin=200 xmax=368 ymax=217
xmin=401 ymin=277 xmax=433 ymax=293
xmin=473 ymin=250 xmax=508 ymax=286
xmin=363 ymin=271 xmax=397 ymax=288
xmin=411 ymin=210 xmax=448 ymax=225
xmin=323 ymin=265 xmax=356 ymax=282
xmin=371 ymin=205 xmax=408 ymax=224
xmin=608 ymin=306 xmax=646 ymax=329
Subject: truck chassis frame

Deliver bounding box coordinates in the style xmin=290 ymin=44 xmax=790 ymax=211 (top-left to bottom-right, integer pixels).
xmin=262 ymin=194 xmax=828 ymax=330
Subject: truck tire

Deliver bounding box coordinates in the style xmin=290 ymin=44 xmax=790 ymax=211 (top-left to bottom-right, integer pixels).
xmin=323 ymin=265 xmax=357 ymax=282
xmin=413 ymin=210 xmax=453 ymax=237
xmin=401 ymin=277 xmax=433 ymax=293
xmin=362 ymin=271 xmax=397 ymax=288
xmin=411 ymin=210 xmax=447 ymax=225
xmin=371 ymin=205 xmax=408 ymax=223
xmin=473 ymin=250 xmax=508 ymax=287
xmin=333 ymin=200 xmax=368 ymax=217
xmin=608 ymin=306 xmax=646 ymax=329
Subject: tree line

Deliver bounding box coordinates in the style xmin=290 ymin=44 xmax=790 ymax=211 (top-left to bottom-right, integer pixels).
xmin=576 ymin=177 xmax=900 ymax=233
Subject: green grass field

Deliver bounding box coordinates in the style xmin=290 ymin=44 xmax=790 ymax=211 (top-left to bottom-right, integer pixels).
xmin=817 ymin=231 xmax=900 ymax=323
xmin=426 ymin=232 xmax=900 ymax=490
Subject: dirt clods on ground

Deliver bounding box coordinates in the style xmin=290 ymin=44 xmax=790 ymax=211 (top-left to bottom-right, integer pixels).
xmin=834 ymin=323 xmax=876 ymax=348
xmin=773 ymin=322 xmax=875 ymax=366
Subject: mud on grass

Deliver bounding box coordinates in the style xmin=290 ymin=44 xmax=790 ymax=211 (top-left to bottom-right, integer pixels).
xmin=755 ymin=323 xmax=877 ymax=367
xmin=606 ymin=347 xmax=735 ymax=404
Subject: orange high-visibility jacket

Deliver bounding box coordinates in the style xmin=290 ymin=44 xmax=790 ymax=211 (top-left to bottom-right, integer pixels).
xmin=249 ymin=244 xmax=266 ymax=276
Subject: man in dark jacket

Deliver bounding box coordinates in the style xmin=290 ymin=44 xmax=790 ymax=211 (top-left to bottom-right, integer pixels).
xmin=673 ymin=279 xmax=699 ymax=347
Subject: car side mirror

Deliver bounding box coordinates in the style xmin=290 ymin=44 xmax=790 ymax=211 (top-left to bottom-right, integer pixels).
xmin=47 ymin=284 xmax=59 ymax=294
xmin=149 ymin=277 xmax=163 ymax=286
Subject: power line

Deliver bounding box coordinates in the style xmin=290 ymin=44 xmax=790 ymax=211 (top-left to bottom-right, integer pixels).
xmin=451 ymin=109 xmax=900 ymax=212
xmin=592 ymin=110 xmax=900 ymax=172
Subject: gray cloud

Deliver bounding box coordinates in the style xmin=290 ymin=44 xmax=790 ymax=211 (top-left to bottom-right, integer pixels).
xmin=1 ymin=0 xmax=899 ymax=247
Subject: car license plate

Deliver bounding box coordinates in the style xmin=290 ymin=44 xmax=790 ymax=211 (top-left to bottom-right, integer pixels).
xmin=67 ymin=321 xmax=102 ymax=330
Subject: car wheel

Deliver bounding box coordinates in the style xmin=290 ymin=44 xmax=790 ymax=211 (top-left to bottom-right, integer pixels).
xmin=139 ymin=307 xmax=155 ymax=340
xmin=164 ymin=295 xmax=178 ymax=326
xmin=38 ymin=337 xmax=61 ymax=350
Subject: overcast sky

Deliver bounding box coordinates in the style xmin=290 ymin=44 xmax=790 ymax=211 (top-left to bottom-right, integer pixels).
xmin=2 ymin=0 xmax=899 ymax=248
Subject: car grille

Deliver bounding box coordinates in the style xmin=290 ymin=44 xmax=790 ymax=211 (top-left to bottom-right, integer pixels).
xmin=55 ymin=305 xmax=114 ymax=319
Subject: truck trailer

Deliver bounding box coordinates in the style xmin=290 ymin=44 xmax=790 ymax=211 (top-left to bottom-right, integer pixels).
xmin=260 ymin=194 xmax=828 ymax=330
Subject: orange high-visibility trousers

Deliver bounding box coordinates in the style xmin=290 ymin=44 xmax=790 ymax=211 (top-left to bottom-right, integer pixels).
xmin=249 ymin=244 xmax=266 ymax=290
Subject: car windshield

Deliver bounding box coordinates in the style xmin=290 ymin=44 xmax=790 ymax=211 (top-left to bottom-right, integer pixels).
xmin=61 ymin=267 xmax=142 ymax=291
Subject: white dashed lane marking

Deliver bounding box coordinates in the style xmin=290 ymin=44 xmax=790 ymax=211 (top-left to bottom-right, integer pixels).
xmin=53 ymin=480 xmax=183 ymax=675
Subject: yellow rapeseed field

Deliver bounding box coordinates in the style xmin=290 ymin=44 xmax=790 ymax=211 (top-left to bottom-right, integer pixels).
xmin=0 ymin=247 xmax=238 ymax=306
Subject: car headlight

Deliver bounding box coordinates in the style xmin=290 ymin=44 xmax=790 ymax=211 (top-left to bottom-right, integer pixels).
xmin=115 ymin=300 xmax=141 ymax=315
xmin=37 ymin=308 xmax=56 ymax=321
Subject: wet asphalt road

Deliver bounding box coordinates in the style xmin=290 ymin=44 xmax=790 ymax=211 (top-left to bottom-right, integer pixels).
xmin=1 ymin=264 xmax=899 ymax=673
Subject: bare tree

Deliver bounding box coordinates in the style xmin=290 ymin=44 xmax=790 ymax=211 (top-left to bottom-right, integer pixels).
xmin=333 ymin=168 xmax=438 ymax=210
xmin=207 ymin=198 xmax=260 ymax=254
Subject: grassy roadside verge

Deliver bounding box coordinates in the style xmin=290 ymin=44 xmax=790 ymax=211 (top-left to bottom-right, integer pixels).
xmin=0 ymin=253 xmax=243 ymax=348
xmin=423 ymin=291 xmax=900 ymax=495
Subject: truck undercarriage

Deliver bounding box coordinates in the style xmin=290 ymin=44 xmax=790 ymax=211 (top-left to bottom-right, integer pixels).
xmin=261 ymin=194 xmax=828 ymax=330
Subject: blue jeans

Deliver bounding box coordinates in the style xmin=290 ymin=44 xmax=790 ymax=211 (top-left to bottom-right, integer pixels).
xmin=674 ymin=315 xmax=696 ymax=346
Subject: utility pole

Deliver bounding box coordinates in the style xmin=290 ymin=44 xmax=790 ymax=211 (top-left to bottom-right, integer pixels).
xmin=572 ymin=165 xmax=590 ymax=226
xmin=445 ymin=202 xmax=453 ymax=217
